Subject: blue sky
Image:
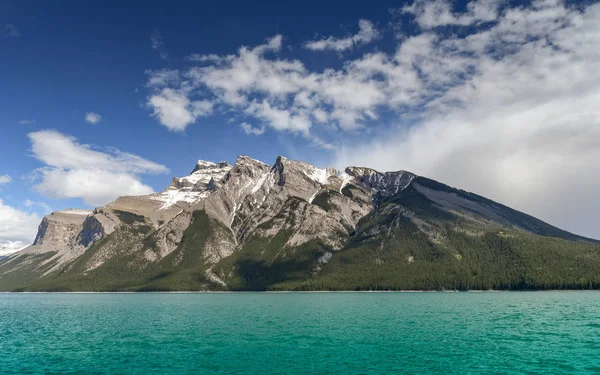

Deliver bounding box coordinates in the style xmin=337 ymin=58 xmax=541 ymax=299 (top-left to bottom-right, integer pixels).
xmin=1 ymin=0 xmax=600 ymax=253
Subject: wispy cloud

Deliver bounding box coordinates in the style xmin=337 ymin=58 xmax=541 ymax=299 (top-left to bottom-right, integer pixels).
xmin=85 ymin=112 xmax=102 ymax=124
xmin=303 ymin=19 xmax=380 ymax=51
xmin=0 ymin=240 xmax=30 ymax=257
xmin=0 ymin=175 xmax=12 ymax=186
xmin=335 ymin=0 xmax=600 ymax=238
xmin=401 ymin=0 xmax=501 ymax=29
xmin=4 ymin=24 xmax=21 ymax=37
xmin=18 ymin=119 xmax=36 ymax=125
xmin=151 ymin=29 xmax=169 ymax=60
xmin=0 ymin=200 xmax=40 ymax=254
xmin=145 ymin=0 xmax=600 ymax=238
xmin=24 ymin=199 xmax=52 ymax=214
xmin=27 ymin=130 xmax=169 ymax=205
xmin=240 ymin=122 xmax=265 ymax=136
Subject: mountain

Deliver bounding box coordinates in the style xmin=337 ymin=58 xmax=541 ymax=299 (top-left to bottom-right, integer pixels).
xmin=1 ymin=155 xmax=599 ymax=292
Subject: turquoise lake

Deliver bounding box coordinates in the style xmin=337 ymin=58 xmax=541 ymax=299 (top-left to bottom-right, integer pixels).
xmin=1 ymin=292 xmax=600 ymax=374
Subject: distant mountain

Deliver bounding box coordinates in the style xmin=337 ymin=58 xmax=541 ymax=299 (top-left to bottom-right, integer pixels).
xmin=1 ymin=155 xmax=599 ymax=292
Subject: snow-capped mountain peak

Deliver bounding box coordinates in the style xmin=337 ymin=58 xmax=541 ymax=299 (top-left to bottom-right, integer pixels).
xmin=180 ymin=161 xmax=232 ymax=187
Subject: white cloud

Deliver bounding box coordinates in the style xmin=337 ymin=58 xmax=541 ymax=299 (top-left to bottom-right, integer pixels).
xmin=33 ymin=169 xmax=157 ymax=206
xmin=304 ymin=19 xmax=380 ymax=51
xmin=27 ymin=130 xmax=169 ymax=206
xmin=240 ymin=122 xmax=265 ymax=136
xmin=0 ymin=199 xmax=40 ymax=255
xmin=4 ymin=24 xmax=21 ymax=37
xmin=402 ymin=0 xmax=501 ymax=29
xmin=335 ymin=0 xmax=600 ymax=239
xmin=245 ymin=100 xmax=311 ymax=135
xmin=313 ymin=108 xmax=328 ymax=123
xmin=186 ymin=53 xmax=235 ymax=64
xmin=24 ymin=199 xmax=52 ymax=214
xmin=151 ymin=34 xmax=391 ymax=135
xmin=85 ymin=112 xmax=102 ymax=124
xmin=18 ymin=119 xmax=36 ymax=125
xmin=148 ymin=89 xmax=213 ymax=131
xmin=146 ymin=69 xmax=180 ymax=87
xmin=145 ymin=0 xmax=600 ymax=238
xmin=151 ymin=29 xmax=169 ymax=60
xmin=0 ymin=241 xmax=30 ymax=257
xmin=0 ymin=175 xmax=11 ymax=186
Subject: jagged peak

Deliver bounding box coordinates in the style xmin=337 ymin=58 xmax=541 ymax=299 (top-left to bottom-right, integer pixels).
xmin=272 ymin=156 xmax=347 ymax=187
xmin=345 ymin=166 xmax=379 ymax=177
xmin=345 ymin=166 xmax=416 ymax=196
xmin=196 ymin=160 xmax=216 ymax=167
xmin=179 ymin=161 xmax=232 ymax=187
xmin=191 ymin=160 xmax=230 ymax=174
xmin=345 ymin=166 xmax=414 ymax=178
xmin=235 ymin=155 xmax=267 ymax=166
xmin=273 ymin=155 xmax=286 ymax=168
xmin=273 ymin=155 xmax=320 ymax=170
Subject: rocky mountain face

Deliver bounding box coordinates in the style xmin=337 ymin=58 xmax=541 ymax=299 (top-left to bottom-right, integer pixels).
xmin=1 ymin=155 xmax=599 ymax=291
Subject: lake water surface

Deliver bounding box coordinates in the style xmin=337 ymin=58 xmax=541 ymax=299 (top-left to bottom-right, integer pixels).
xmin=1 ymin=292 xmax=599 ymax=374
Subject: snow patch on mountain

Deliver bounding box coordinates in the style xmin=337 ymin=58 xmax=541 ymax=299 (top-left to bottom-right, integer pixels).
xmin=305 ymin=166 xmax=329 ymax=185
xmin=236 ymin=155 xmax=268 ymax=167
xmin=180 ymin=161 xmax=232 ymax=186
xmin=149 ymin=188 xmax=210 ymax=210
xmin=339 ymin=172 xmax=352 ymax=193
xmin=308 ymin=189 xmax=320 ymax=204
xmin=251 ymin=172 xmax=270 ymax=194
xmin=387 ymin=171 xmax=415 ymax=194
xmin=60 ymin=209 xmax=93 ymax=216
xmin=304 ymin=166 xmax=348 ymax=187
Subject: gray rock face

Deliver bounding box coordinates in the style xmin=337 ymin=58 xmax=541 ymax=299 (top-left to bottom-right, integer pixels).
xmin=77 ymin=216 xmax=106 ymax=247
xmin=8 ymin=155 xmax=419 ymax=272
xmin=6 ymin=209 xmax=94 ymax=275
xmin=33 ymin=210 xmax=91 ymax=247
xmin=346 ymin=167 xmax=415 ymax=201
xmin=2 ymin=153 xmax=595 ymax=291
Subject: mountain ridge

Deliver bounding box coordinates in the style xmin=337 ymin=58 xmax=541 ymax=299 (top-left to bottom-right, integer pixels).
xmin=1 ymin=155 xmax=599 ymax=292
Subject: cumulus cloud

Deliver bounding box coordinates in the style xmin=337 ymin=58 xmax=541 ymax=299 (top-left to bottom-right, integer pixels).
xmin=336 ymin=0 xmax=600 ymax=239
xmin=304 ymin=19 xmax=380 ymax=51
xmin=27 ymin=130 xmax=169 ymax=206
xmin=402 ymin=0 xmax=501 ymax=29
xmin=240 ymin=122 xmax=265 ymax=136
xmin=0 ymin=175 xmax=11 ymax=186
xmin=0 ymin=200 xmax=40 ymax=255
xmin=148 ymin=89 xmax=213 ymax=131
xmin=145 ymin=0 xmax=600 ymax=238
xmin=148 ymin=34 xmax=393 ymax=139
xmin=85 ymin=112 xmax=102 ymax=124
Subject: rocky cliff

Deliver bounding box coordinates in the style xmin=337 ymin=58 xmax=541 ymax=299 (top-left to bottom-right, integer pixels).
xmin=1 ymin=155 xmax=599 ymax=291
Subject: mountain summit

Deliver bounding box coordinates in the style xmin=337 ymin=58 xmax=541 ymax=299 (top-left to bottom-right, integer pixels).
xmin=1 ymin=155 xmax=599 ymax=291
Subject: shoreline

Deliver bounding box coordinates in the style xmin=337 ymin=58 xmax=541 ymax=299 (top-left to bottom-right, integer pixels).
xmin=1 ymin=289 xmax=599 ymax=294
